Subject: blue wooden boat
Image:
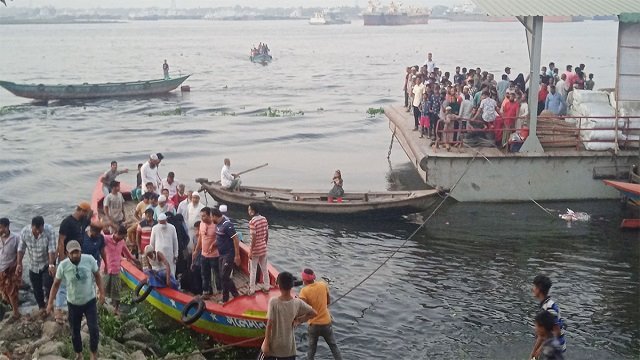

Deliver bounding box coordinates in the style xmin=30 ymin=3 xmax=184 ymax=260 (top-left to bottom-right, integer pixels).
xmin=0 ymin=75 xmax=190 ymax=100
xmin=250 ymin=54 xmax=272 ymax=64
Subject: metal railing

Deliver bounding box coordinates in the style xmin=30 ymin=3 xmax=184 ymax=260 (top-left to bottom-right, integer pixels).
xmin=430 ymin=115 xmax=640 ymax=151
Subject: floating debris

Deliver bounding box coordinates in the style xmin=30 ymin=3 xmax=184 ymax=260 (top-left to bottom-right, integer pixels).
xmin=559 ymin=208 xmax=591 ymax=222
xmin=258 ymin=107 xmax=304 ymax=117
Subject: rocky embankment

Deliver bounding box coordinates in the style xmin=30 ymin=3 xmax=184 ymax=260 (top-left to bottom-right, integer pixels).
xmin=0 ymin=307 xmax=206 ymax=360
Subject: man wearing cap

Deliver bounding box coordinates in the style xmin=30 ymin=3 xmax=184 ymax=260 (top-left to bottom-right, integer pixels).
xmin=150 ymin=213 xmax=178 ymax=276
xmin=17 ymin=216 xmax=56 ymax=314
xmin=141 ymin=154 xmax=161 ymax=195
xmin=299 ymin=268 xmax=342 ymax=360
xmin=153 ymin=195 xmax=173 ymax=221
xmin=47 ymin=240 xmax=105 ymax=360
xmin=142 ymin=245 xmax=178 ymax=289
xmin=0 ymin=218 xmax=21 ymax=322
xmin=220 ymin=158 xmax=241 ymax=191
xmin=56 ymin=202 xmax=92 ymax=322
xmin=103 ymin=181 xmax=125 ymax=225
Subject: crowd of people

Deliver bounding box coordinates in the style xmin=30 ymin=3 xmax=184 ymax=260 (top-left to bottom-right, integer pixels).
xmin=251 ymin=42 xmax=271 ymax=57
xmin=0 ymin=153 xmax=343 ymax=360
xmin=403 ymin=53 xmax=596 ymax=150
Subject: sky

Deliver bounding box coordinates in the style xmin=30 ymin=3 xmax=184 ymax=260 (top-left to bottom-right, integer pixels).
xmin=5 ymin=0 xmax=458 ymax=8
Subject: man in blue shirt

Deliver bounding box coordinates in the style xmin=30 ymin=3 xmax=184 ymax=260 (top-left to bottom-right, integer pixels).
xmin=545 ymin=85 xmax=564 ymax=115
xmin=82 ymin=223 xmax=106 ymax=266
xmin=530 ymin=275 xmax=566 ymax=359
xmin=211 ymin=207 xmax=240 ymax=303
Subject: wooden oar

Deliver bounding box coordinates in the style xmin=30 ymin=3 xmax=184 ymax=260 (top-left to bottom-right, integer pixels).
xmin=197 ymin=163 xmax=269 ymax=185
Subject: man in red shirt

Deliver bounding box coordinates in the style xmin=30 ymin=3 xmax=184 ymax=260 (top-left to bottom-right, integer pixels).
xmin=501 ymin=92 xmax=521 ymax=146
xmin=170 ymin=184 xmax=187 ymax=208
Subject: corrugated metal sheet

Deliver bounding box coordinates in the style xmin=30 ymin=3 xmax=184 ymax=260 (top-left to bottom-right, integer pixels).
xmin=472 ymin=0 xmax=640 ymax=17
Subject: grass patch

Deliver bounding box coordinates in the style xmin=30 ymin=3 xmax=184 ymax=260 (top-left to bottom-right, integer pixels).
xmin=367 ymin=107 xmax=385 ymax=116
xmin=258 ymin=107 xmax=304 ymax=117
xmin=147 ymin=107 xmax=184 ymax=117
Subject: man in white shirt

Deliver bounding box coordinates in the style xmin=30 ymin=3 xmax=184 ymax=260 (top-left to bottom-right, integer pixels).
xmin=149 ymin=213 xmax=178 ymax=275
xmin=185 ymin=192 xmax=204 ymax=253
xmin=220 ymin=158 xmax=241 ymax=191
xmin=556 ymin=74 xmax=568 ymax=101
xmin=141 ymin=154 xmax=161 ymax=194
xmin=411 ymin=76 xmax=426 ymax=131
xmin=423 ymin=53 xmax=435 ymax=74
xmin=161 ymin=172 xmax=179 ymax=198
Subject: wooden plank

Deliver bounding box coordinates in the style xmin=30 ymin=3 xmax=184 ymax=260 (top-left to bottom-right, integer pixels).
xmin=621 ymin=219 xmax=640 ymax=229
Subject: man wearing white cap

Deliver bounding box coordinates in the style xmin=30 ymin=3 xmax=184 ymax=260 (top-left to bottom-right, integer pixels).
xmin=154 ymin=195 xmax=175 ymax=221
xmin=142 ymin=245 xmax=178 ymax=289
xmin=149 ymin=213 xmax=178 ymax=276
xmin=141 ymin=154 xmax=161 ymax=195
xmin=186 ymin=191 xmax=204 ymax=253
xmin=47 ymin=240 xmax=105 ymax=360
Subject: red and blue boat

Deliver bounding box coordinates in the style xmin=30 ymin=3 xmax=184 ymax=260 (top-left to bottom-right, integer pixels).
xmin=603 ymin=179 xmax=640 ymax=229
xmin=90 ymin=179 xmax=279 ymax=347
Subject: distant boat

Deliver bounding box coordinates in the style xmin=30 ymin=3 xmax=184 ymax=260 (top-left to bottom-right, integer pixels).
xmin=196 ymin=180 xmax=440 ymax=216
xmin=0 ymin=75 xmax=190 ymax=101
xmin=309 ymin=11 xmax=350 ymax=25
xmin=363 ymin=0 xmax=430 ymax=26
xmin=250 ymin=53 xmax=272 ymax=64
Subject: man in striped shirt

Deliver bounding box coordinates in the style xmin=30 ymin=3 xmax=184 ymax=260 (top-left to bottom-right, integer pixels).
xmin=136 ymin=209 xmax=156 ymax=257
xmin=248 ymin=203 xmax=269 ymax=295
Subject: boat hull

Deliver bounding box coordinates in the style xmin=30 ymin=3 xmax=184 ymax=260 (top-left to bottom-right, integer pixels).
xmin=250 ymin=54 xmax=272 ymax=64
xmin=0 ymin=75 xmax=190 ymax=101
xmin=363 ymin=14 xmax=429 ymax=26
xmin=90 ymin=179 xmax=279 ymax=347
xmin=197 ymin=182 xmax=439 ymax=216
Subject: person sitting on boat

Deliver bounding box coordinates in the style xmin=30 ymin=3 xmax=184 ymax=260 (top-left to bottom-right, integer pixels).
xmin=328 ymin=170 xmax=344 ymax=203
xmin=100 ymin=161 xmax=128 ymax=197
xmin=220 ymin=158 xmax=241 ymax=191
xmin=142 ymin=245 xmax=178 ymax=289
xmin=163 ymin=60 xmax=170 ymax=80
xmin=161 ymin=172 xmax=180 ymax=198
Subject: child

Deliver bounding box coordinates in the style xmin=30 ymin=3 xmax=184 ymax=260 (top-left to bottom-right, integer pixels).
xmin=530 ymin=275 xmax=566 ymax=360
xmin=260 ymin=272 xmax=317 ymax=360
xmin=419 ymin=91 xmax=430 ymax=138
xmin=103 ymin=225 xmax=136 ymax=315
xmin=533 ymin=311 xmax=565 ymax=360
xmin=585 ymin=74 xmax=595 ymax=91
xmin=327 ymin=170 xmax=344 ymax=203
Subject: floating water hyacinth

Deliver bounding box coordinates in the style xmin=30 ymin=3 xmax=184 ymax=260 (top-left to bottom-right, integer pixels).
xmin=367 ymin=107 xmax=385 ymax=116
xmin=259 ymin=107 xmax=304 ymax=117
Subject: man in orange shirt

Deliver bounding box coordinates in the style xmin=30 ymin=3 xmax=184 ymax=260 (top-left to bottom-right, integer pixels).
xmin=299 ymin=268 xmax=342 ymax=360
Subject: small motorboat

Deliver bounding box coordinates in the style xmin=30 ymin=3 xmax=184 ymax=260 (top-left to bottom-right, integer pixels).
xmin=90 ymin=179 xmax=279 ymax=347
xmin=250 ymin=53 xmax=272 ymax=64
xmin=0 ymin=75 xmax=190 ymax=101
xmin=196 ymin=179 xmax=440 ymax=216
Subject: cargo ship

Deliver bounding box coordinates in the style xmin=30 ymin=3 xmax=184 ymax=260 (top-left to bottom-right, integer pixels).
xmin=362 ymin=1 xmax=430 ymax=26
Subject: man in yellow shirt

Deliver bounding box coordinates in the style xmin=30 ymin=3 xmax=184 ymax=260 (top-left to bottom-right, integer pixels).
xmin=299 ymin=268 xmax=342 ymax=360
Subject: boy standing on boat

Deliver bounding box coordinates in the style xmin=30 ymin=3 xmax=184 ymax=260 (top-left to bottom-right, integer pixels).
xmin=299 ymin=268 xmax=343 ymax=360
xmin=260 ymin=271 xmax=317 ymax=360
xmin=248 ymin=203 xmax=269 ymax=295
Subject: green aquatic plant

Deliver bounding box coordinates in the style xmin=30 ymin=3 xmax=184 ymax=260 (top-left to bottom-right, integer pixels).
xmin=259 ymin=107 xmax=304 ymax=117
xmin=367 ymin=107 xmax=385 ymax=116
xmin=0 ymin=105 xmax=29 ymax=116
xmin=147 ymin=107 xmax=184 ymax=116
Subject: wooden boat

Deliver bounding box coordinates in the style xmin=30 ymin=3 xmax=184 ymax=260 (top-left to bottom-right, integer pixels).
xmin=0 ymin=75 xmax=190 ymax=101
xmin=250 ymin=54 xmax=272 ymax=64
xmin=603 ymin=179 xmax=640 ymax=229
xmin=196 ymin=179 xmax=440 ymax=216
xmin=90 ymin=179 xmax=279 ymax=347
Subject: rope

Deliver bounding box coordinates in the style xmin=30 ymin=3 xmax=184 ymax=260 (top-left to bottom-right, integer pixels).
xmin=161 ymin=153 xmax=479 ymax=359
xmin=331 ymin=152 xmax=478 ymax=305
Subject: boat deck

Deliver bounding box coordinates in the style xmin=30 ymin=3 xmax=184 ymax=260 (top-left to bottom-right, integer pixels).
xmin=385 ymin=104 xmax=638 ymax=160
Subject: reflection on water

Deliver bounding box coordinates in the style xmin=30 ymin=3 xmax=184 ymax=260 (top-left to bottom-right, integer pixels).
xmin=0 ymin=19 xmax=637 ymax=359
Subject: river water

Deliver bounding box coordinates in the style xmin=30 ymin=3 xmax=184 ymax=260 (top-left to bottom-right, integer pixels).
xmin=0 ymin=19 xmax=638 ymax=359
